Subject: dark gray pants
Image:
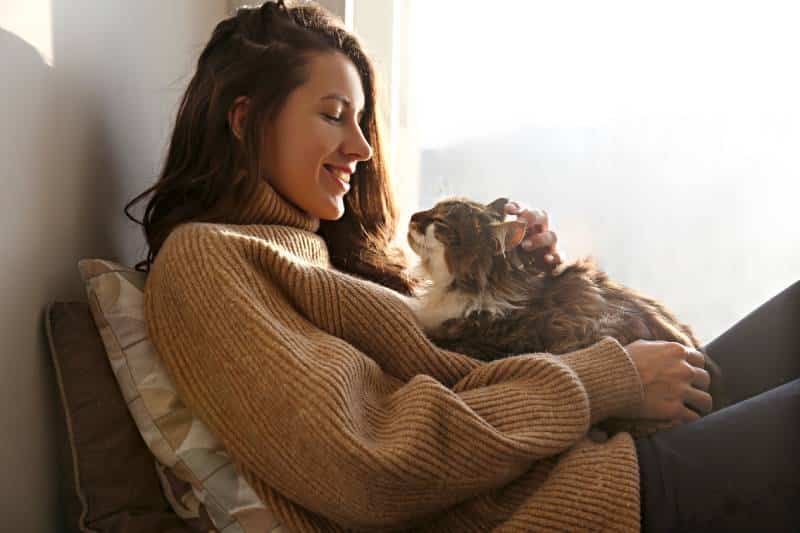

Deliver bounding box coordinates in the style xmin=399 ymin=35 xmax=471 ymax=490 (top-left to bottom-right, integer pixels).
xmin=635 ymin=281 xmax=800 ymax=532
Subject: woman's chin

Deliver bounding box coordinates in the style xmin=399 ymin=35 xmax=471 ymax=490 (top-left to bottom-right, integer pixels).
xmin=318 ymin=212 xmax=344 ymax=221
xmin=311 ymin=199 xmax=346 ymax=221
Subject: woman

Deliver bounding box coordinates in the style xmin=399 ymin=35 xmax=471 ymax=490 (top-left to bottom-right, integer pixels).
xmin=127 ymin=1 xmax=799 ymax=531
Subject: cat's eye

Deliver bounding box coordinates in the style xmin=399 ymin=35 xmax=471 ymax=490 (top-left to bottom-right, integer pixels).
xmin=434 ymin=222 xmax=460 ymax=243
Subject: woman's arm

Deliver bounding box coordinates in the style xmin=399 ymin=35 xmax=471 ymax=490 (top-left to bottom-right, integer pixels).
xmin=144 ymin=224 xmax=644 ymax=531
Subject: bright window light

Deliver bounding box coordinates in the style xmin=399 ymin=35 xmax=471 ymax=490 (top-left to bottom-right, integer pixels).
xmin=407 ymin=0 xmax=800 ymax=342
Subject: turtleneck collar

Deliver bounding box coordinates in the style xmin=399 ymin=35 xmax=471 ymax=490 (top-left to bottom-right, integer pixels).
xmin=227 ymin=178 xmax=321 ymax=233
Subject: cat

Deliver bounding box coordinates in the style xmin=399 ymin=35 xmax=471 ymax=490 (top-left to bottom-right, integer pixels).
xmin=404 ymin=196 xmax=726 ymax=439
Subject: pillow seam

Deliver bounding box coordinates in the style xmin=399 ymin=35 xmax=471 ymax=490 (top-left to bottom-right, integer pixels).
xmin=45 ymin=301 xmax=98 ymax=533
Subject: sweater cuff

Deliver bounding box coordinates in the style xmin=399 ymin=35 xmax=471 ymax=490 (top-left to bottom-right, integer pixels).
xmin=559 ymin=337 xmax=644 ymax=425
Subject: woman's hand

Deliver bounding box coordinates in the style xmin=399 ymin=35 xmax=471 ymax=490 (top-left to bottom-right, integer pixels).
xmin=503 ymin=201 xmax=563 ymax=270
xmin=624 ymin=340 xmax=713 ymax=424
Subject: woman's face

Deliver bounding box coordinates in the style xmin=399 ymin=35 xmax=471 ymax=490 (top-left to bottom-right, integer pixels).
xmin=259 ymin=51 xmax=373 ymax=220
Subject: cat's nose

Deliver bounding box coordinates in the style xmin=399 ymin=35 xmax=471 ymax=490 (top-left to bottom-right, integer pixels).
xmin=410 ymin=210 xmax=431 ymax=228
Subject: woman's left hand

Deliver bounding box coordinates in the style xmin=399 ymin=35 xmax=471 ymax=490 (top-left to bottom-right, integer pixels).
xmin=504 ymin=200 xmax=563 ymax=270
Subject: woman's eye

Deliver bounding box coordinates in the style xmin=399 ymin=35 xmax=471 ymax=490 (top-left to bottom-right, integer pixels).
xmin=322 ymin=113 xmax=342 ymax=123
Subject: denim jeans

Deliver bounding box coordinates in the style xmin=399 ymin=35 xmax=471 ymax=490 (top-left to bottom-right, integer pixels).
xmin=635 ymin=281 xmax=800 ymax=532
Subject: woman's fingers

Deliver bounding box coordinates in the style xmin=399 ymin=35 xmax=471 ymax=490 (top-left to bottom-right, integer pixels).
xmin=627 ymin=340 xmax=717 ymax=425
xmin=685 ymin=348 xmax=706 ymax=369
xmin=684 ymin=385 xmax=714 ymax=416
xmin=526 ymin=230 xmax=557 ymax=250
xmin=679 ymin=406 xmax=702 ymax=424
xmin=543 ymin=251 xmax=564 ymax=266
xmin=690 ymin=365 xmax=711 ymax=392
xmin=503 ymin=202 xmax=562 ymax=264
xmin=504 ymin=202 xmax=550 ymax=233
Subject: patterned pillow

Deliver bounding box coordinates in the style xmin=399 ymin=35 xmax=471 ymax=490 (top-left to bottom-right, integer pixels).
xmin=78 ymin=259 xmax=286 ymax=533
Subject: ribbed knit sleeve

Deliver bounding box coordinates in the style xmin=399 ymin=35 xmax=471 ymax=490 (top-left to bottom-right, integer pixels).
xmin=144 ymin=223 xmax=644 ymax=532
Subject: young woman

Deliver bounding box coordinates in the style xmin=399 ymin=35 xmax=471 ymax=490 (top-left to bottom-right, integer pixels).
xmin=127 ymin=2 xmax=798 ymax=531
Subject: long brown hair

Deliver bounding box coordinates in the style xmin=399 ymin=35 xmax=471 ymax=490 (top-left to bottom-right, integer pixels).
xmin=124 ymin=0 xmax=416 ymax=294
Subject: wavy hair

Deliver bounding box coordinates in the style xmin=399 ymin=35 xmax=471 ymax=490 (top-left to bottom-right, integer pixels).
xmin=124 ymin=0 xmax=416 ymax=294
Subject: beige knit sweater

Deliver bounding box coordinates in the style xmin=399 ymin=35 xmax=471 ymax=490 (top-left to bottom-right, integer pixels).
xmin=144 ymin=180 xmax=646 ymax=532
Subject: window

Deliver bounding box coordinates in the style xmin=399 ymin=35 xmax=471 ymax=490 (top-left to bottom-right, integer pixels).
xmin=401 ymin=1 xmax=799 ymax=342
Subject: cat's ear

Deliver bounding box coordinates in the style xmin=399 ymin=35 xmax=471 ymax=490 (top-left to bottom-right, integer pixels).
xmin=491 ymin=220 xmax=528 ymax=255
xmin=486 ymin=197 xmax=509 ymax=215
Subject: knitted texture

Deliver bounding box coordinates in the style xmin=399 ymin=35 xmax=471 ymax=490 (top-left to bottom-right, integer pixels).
xmin=144 ymin=180 xmax=646 ymax=532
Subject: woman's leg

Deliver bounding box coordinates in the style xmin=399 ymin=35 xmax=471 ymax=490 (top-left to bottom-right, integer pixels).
xmin=704 ymin=280 xmax=800 ymax=404
xmin=635 ymin=281 xmax=800 ymax=531
xmin=636 ymin=379 xmax=800 ymax=532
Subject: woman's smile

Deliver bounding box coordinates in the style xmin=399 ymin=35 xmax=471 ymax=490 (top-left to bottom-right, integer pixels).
xmin=323 ymin=165 xmax=351 ymax=193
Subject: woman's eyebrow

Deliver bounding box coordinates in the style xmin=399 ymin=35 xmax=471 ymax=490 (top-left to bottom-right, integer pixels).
xmin=320 ymin=93 xmax=364 ymax=118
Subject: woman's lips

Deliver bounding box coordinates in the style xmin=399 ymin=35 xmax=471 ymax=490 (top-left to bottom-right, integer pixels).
xmin=324 ymin=165 xmax=351 ymax=183
xmin=324 ymin=165 xmax=350 ymax=192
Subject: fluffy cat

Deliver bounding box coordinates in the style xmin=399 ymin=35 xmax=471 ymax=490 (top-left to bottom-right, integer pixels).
xmin=405 ymin=196 xmax=726 ymax=438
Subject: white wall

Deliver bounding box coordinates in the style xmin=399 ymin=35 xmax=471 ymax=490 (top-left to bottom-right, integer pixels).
xmin=0 ymin=2 xmax=407 ymax=528
xmin=0 ymin=1 xmax=228 ymax=529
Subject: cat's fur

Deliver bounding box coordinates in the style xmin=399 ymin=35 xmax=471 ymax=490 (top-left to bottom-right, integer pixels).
xmin=405 ymin=196 xmax=726 ymax=438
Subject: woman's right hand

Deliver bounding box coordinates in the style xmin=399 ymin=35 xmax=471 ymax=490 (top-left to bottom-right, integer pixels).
xmin=624 ymin=340 xmax=713 ymax=424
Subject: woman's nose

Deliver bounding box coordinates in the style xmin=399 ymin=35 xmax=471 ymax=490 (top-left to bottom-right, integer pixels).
xmin=347 ymin=124 xmax=373 ymax=162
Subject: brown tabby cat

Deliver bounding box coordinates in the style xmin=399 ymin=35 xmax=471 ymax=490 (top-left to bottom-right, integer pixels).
xmin=405 ymin=196 xmax=726 ymax=438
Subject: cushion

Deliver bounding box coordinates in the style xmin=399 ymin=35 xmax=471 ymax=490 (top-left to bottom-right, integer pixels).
xmin=78 ymin=259 xmax=286 ymax=533
xmin=45 ymin=301 xmax=193 ymax=533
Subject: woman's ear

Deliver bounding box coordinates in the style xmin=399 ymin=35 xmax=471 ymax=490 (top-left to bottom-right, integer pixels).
xmin=227 ymin=96 xmax=251 ymax=141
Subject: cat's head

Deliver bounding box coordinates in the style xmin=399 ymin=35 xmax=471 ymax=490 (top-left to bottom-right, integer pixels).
xmin=407 ymin=197 xmax=528 ymax=288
